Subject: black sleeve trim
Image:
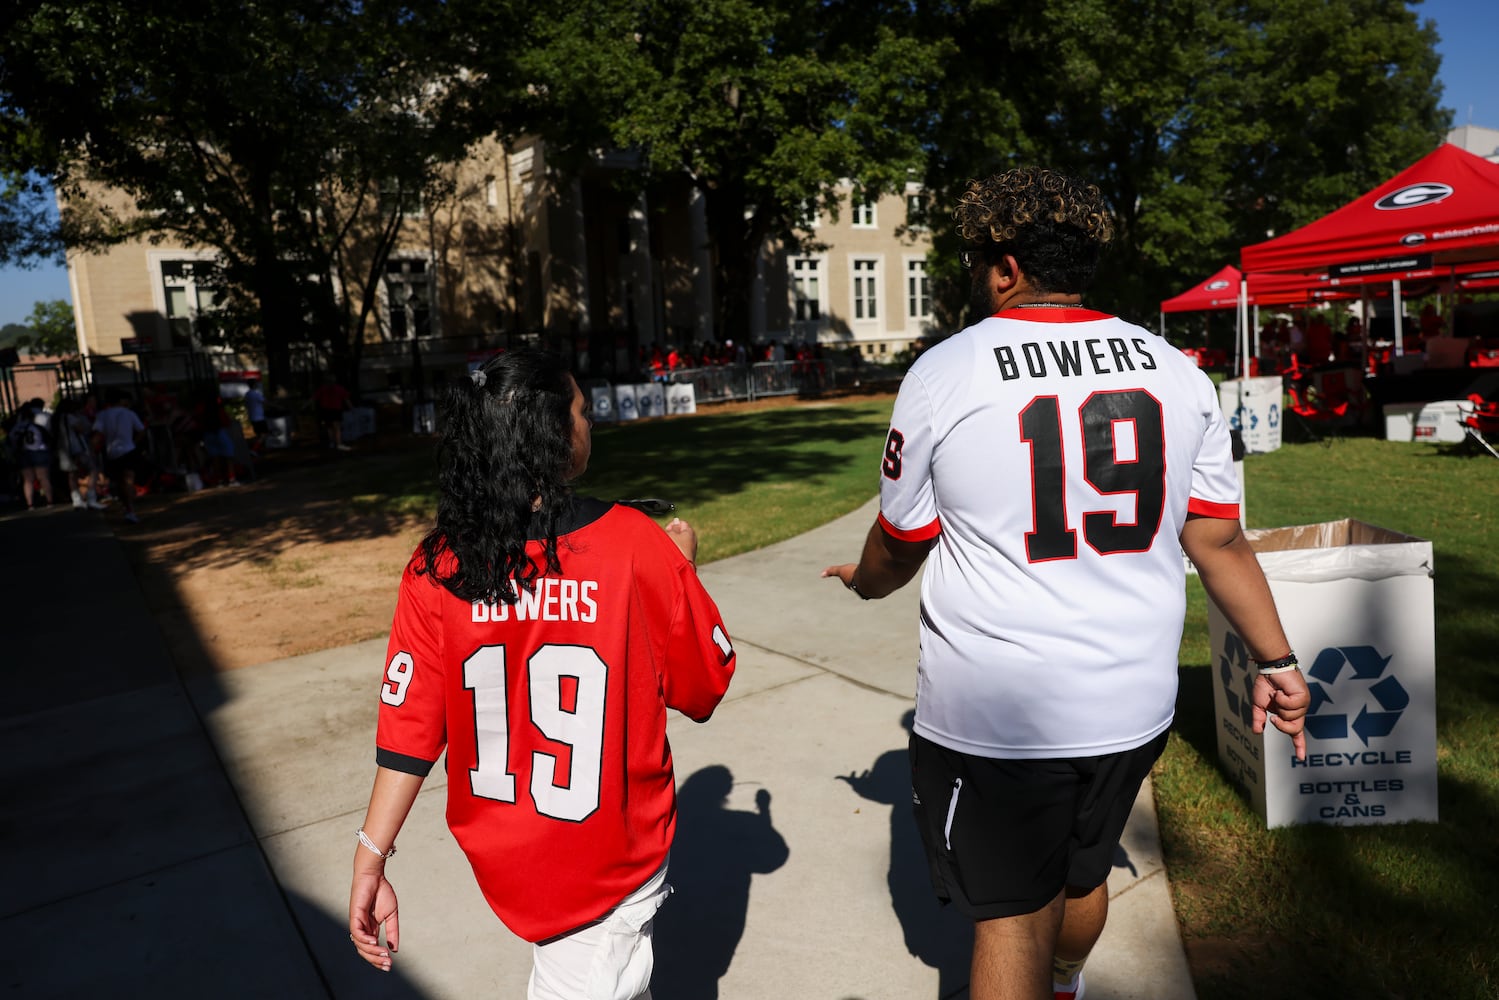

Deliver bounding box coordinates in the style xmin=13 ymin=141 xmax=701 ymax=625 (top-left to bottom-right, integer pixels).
xmin=377 ymin=747 xmax=437 ymax=777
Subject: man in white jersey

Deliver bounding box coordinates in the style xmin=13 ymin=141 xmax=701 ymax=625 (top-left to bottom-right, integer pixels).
xmin=823 ymin=167 xmax=1310 ymax=1000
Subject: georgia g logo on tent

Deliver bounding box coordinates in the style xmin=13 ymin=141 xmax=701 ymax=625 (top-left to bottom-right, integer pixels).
xmin=1374 ymin=183 xmax=1453 ymax=211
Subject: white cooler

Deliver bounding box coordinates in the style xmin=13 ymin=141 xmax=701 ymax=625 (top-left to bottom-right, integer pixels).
xmin=1382 ymin=402 xmax=1424 ymax=442
xmin=1412 ymin=400 xmax=1467 ymax=443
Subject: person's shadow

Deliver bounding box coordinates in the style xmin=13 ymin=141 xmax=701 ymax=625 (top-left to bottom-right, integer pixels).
xmin=651 ymin=765 xmax=789 ymax=999
xmin=838 ymin=710 xmax=972 ymax=1000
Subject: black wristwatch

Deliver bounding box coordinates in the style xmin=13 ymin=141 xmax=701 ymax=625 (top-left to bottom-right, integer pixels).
xmin=846 ymin=576 xmax=873 ymax=600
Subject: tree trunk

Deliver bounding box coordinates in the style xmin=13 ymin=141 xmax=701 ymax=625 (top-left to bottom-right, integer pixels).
xmin=252 ymin=256 xmax=302 ymax=395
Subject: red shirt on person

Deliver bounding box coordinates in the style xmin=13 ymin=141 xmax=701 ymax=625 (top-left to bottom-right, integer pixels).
xmin=373 ymin=498 xmax=736 ymax=942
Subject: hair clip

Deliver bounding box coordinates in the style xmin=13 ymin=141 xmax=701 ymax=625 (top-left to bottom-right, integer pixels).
xmin=469 ymin=369 xmax=487 ymax=388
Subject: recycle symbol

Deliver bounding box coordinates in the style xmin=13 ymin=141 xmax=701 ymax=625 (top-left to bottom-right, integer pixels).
xmin=1248 ymin=410 xmax=1260 ymax=430
xmin=1267 ymin=403 xmax=1280 ymax=429
xmin=1303 ymin=646 xmax=1407 ymax=745
xmin=1218 ymin=631 xmax=1256 ymax=727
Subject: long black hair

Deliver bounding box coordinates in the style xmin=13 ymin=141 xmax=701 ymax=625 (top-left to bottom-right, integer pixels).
xmin=415 ymin=349 xmax=577 ymax=604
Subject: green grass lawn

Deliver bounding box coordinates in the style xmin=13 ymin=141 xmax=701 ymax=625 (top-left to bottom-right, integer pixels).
xmin=337 ymin=399 xmax=897 ymax=564
xmin=327 ymin=398 xmax=1498 ymax=998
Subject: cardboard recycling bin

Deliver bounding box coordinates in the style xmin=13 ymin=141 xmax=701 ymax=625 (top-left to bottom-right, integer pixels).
xmin=588 ymin=384 xmax=617 ymax=424
xmin=666 ymin=381 xmax=697 ymax=415
xmin=634 ymin=382 xmax=666 ymax=419
xmin=412 ymin=402 xmax=436 ymax=435
xmin=1217 ymin=375 xmax=1284 ymax=454
xmin=1206 ymin=519 xmax=1437 ymax=828
xmin=614 ymin=384 xmax=639 ymax=421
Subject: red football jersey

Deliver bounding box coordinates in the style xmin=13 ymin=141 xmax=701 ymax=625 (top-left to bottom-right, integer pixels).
xmin=374 ymin=498 xmax=736 ymax=942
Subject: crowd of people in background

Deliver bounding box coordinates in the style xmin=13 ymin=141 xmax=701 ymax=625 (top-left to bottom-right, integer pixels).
xmin=3 ymin=332 xmax=884 ymax=516
xmin=1253 ymin=304 xmax=1460 ymax=378
xmin=573 ymin=335 xmax=847 ymax=385
xmin=1 ymin=381 xmax=259 ymax=519
xmin=642 ymin=337 xmax=827 ymax=377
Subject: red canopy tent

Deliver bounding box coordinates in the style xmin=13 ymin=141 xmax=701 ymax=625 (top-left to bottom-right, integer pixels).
xmin=1241 ymin=143 xmax=1499 ymax=276
xmin=1161 ymin=264 xmax=1352 ymax=313
xmin=1241 ymin=143 xmax=1499 ymax=358
xmin=1161 ymin=265 xmax=1356 ymax=375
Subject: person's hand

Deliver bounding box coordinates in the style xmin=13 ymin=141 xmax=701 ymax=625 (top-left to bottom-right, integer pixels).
xmin=349 ymin=868 xmax=400 ymax=972
xmin=1253 ymin=669 xmax=1311 ymax=760
xmin=820 ymin=564 xmax=855 ymax=587
xmin=664 ymin=517 xmax=698 ymax=564
xmin=834 ymin=767 xmax=875 ymax=797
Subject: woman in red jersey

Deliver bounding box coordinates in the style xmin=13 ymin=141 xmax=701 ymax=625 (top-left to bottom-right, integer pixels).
xmin=348 ymin=349 xmax=735 ymax=999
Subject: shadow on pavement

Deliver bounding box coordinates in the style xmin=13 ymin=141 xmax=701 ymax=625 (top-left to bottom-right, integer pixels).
xmin=652 ymin=765 xmax=789 ymax=999
xmin=836 ymin=710 xmax=972 ymax=1000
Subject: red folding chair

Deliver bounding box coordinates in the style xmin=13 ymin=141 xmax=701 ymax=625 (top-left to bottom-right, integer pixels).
xmin=1284 ymin=358 xmax=1367 ymax=442
xmin=1459 ymin=394 xmax=1499 ymax=459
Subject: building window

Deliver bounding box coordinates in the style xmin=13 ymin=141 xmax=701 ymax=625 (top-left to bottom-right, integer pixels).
xmin=380 ymin=178 xmax=424 ymax=219
xmin=510 ymin=148 xmax=536 ymax=199
xmin=853 ymin=258 xmax=878 ymax=320
xmin=906 ymin=193 xmax=927 ymax=230
xmin=907 ymin=260 xmax=931 ymax=322
xmin=796 ymin=199 xmax=819 ymax=230
xmin=485 ymin=175 xmax=499 ymax=208
xmin=792 ymin=257 xmax=822 ymax=322
xmin=852 ymin=198 xmax=876 ymax=228
xmin=386 ymin=259 xmax=434 ymax=338
xmin=160 ymin=260 xmax=221 ymax=349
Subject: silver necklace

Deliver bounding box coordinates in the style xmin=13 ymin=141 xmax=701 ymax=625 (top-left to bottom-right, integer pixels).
xmin=1012 ymin=301 xmax=1082 ymax=309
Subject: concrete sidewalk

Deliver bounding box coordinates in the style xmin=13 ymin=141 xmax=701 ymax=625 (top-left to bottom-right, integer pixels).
xmin=1 ymin=499 xmax=1195 ymax=999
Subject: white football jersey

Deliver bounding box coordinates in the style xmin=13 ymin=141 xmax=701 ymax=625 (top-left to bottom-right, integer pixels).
xmin=880 ymin=308 xmax=1240 ymax=759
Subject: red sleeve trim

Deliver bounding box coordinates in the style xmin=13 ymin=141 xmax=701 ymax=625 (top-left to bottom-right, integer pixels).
xmin=878 ymin=511 xmax=942 ymax=542
xmin=1188 ymin=498 xmax=1241 ymax=519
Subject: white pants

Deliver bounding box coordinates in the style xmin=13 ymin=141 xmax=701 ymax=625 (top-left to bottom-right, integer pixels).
xmin=527 ymin=862 xmax=671 ymax=1000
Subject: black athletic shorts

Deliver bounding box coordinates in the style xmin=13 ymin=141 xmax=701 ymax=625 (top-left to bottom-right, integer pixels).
xmin=909 ymin=728 xmax=1169 ymax=920
xmin=103 ymin=448 xmax=149 ymax=484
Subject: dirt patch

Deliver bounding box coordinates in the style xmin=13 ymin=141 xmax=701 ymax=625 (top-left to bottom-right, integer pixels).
xmin=116 ymin=389 xmax=897 ymax=675
xmin=116 ymin=442 xmax=432 ymax=674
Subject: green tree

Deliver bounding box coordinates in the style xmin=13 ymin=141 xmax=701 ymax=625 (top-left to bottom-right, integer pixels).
xmin=0 ymin=174 xmax=63 ymax=268
xmin=18 ymin=298 xmax=74 ymax=357
xmin=917 ymin=0 xmax=1449 ymax=329
xmin=487 ymin=0 xmax=950 ymax=344
xmin=0 ymin=322 xmax=34 ymax=350
xmin=0 ymin=0 xmax=501 ymax=390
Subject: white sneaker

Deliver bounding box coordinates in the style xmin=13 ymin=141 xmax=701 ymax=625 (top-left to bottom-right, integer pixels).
xmin=1053 ymin=972 xmax=1085 ymax=1000
xmin=124 ymin=512 xmax=140 ymax=524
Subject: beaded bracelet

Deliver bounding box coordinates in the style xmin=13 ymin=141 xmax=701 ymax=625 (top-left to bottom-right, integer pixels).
xmin=1254 ymin=652 xmax=1300 ymax=675
xmin=357 ymin=828 xmax=396 ymax=860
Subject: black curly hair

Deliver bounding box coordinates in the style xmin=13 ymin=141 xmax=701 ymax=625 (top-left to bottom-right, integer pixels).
xmin=415 ymin=349 xmax=577 ymax=604
xmin=954 ymin=167 xmax=1115 ymax=293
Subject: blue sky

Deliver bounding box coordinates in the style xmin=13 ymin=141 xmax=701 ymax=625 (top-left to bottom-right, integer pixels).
xmin=3 ymin=1 xmax=1497 ymax=330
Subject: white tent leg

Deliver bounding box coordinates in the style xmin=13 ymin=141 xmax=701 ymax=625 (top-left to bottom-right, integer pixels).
xmin=1393 ymin=278 xmax=1404 ymax=357
xmin=1239 ymin=280 xmax=1251 ymax=377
